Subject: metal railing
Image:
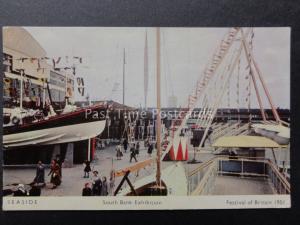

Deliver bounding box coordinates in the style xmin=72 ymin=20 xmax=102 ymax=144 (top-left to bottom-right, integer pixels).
xmin=188 ymin=156 xmax=290 ymax=195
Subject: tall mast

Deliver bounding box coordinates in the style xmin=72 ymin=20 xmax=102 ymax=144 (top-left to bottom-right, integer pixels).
xmin=144 ymin=31 xmax=149 ymax=109
xmin=122 ymin=48 xmax=126 ymax=105
xmin=156 ymin=27 xmax=162 ymax=186
xmin=20 ymin=69 xmax=24 ymax=110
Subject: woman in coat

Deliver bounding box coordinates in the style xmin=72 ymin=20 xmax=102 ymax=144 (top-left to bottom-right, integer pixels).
xmin=91 ymin=171 xmax=102 ymax=196
xmin=34 ymin=160 xmax=45 ymax=185
xmin=101 ymin=176 xmax=108 ymax=196
xmin=123 ymin=139 xmax=128 ymax=152
xmin=115 ymin=144 xmax=123 ymax=160
xmin=48 ymin=159 xmax=61 ymax=189
xmin=147 ymin=143 xmax=153 ymax=157
xmin=108 ymin=170 xmax=115 ymax=196
xmin=136 ymin=142 xmax=140 ymax=156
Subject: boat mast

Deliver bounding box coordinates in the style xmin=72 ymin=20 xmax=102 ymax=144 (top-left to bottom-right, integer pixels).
xmin=144 ymin=30 xmax=149 ymax=109
xmin=122 ymin=48 xmax=126 ymax=105
xmin=20 ymin=68 xmax=24 ymax=111
xmin=156 ymin=27 xmax=162 ymax=186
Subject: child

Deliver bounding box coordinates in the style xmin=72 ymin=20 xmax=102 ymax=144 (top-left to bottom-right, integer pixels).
xmin=82 ymin=183 xmax=92 ymax=196
xmin=83 ymin=160 xmax=91 ymax=178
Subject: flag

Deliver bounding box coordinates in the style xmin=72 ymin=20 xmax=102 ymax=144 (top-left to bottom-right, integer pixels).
xmin=78 ymin=87 xmax=85 ymax=96
xmin=77 ymin=77 xmax=84 ymax=86
xmin=30 ymin=58 xmax=37 ymax=63
xmin=74 ymin=56 xmax=82 ymax=63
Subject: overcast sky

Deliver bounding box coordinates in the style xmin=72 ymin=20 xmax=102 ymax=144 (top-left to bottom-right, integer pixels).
xmin=25 ymin=27 xmax=290 ymax=109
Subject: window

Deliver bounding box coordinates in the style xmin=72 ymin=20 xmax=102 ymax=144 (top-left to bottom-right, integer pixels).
xmin=50 ymin=71 xmax=65 ymax=88
xmin=3 ymin=53 xmax=13 ymax=72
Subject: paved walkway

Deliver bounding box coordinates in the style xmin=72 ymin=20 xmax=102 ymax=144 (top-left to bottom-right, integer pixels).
xmin=211 ymin=176 xmax=275 ymax=195
xmin=3 ymin=145 xmax=159 ymax=196
xmin=4 ymin=142 xmax=277 ymax=196
xmin=4 ymin=140 xmax=215 ymax=196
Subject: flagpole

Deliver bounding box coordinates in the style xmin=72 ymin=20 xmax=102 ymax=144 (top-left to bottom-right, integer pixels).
xmin=122 ymin=48 xmax=126 ymax=105
xmin=20 ymin=60 xmax=24 ymax=114
xmin=156 ymin=27 xmax=162 ymax=187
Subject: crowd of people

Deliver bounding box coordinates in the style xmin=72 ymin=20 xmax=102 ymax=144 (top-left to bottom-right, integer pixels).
xmin=6 ymin=139 xmax=159 ymax=197
xmin=81 ymin=170 xmax=115 ymax=196
xmin=80 ymin=138 xmax=156 ymax=196
xmin=116 ymin=138 xmax=155 ymax=162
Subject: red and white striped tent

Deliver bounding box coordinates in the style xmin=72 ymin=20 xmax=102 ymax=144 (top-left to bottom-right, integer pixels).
xmin=163 ymin=137 xmax=188 ymax=161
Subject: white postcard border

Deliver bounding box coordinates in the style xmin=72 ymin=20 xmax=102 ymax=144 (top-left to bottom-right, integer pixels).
xmin=3 ymin=195 xmax=290 ymax=210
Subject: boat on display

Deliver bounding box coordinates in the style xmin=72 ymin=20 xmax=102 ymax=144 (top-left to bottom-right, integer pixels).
xmin=3 ymin=103 xmax=107 ymax=148
xmin=117 ymin=162 xmax=188 ymax=196
xmin=251 ymin=123 xmax=290 ymax=145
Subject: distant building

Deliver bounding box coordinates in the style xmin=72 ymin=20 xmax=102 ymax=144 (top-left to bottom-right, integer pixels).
xmin=168 ymin=95 xmax=177 ymax=108
xmin=2 ymin=27 xmax=74 ymax=109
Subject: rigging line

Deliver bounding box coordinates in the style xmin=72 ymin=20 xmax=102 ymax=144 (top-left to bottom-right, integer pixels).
xmin=237 ymin=58 xmax=240 ymax=122
xmin=161 ymin=27 xmax=242 ymax=160
xmin=198 ymin=40 xmax=245 ymax=149
xmin=241 ymin=28 xmax=267 ymax=122
xmin=187 ymin=27 xmax=240 ymax=112
xmin=196 ymin=42 xmax=238 ymax=127
xmin=202 ymin=43 xmax=239 ymax=128
xmin=203 ymin=37 xmax=242 ymax=127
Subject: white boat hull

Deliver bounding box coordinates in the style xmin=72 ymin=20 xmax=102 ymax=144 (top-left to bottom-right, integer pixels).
xmin=3 ymin=120 xmax=106 ymax=148
xmin=117 ymin=162 xmax=188 ymax=196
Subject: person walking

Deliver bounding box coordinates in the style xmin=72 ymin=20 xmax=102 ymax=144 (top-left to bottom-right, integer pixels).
xmin=33 ymin=160 xmax=45 ymax=186
xmin=115 ymin=144 xmax=123 ymax=160
xmin=129 ymin=144 xmax=138 ymax=163
xmin=144 ymin=138 xmax=148 ymax=148
xmin=101 ymin=176 xmax=108 ymax=196
xmin=123 ymin=139 xmax=128 ymax=153
xmin=82 ymin=183 xmax=92 ymax=196
xmin=136 ymin=141 xmax=140 ymax=156
xmin=91 ymin=171 xmax=102 ymax=196
xmin=55 ymin=154 xmax=64 ymax=178
xmin=147 ymin=143 xmax=153 ymax=157
xmin=108 ymin=170 xmax=115 ymax=196
xmin=48 ymin=159 xmax=61 ymax=189
xmin=83 ymin=160 xmax=91 ymax=178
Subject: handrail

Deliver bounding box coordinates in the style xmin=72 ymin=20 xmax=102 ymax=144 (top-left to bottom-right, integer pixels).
xmin=266 ymin=159 xmax=290 ymax=192
xmin=188 ymin=155 xmax=268 ymax=177
xmin=188 ymin=157 xmax=216 ymax=177
xmin=187 ymin=155 xmax=290 ymax=194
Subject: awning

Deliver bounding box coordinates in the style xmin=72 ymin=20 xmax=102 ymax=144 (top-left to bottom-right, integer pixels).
xmin=212 ymin=135 xmax=280 ymax=148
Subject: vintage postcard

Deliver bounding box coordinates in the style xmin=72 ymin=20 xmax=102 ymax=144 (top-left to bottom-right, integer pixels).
xmin=2 ymin=27 xmax=290 ymax=210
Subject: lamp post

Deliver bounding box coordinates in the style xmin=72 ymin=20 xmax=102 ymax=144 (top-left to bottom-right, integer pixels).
xmin=20 ymin=69 xmax=24 ymax=110
xmin=106 ymin=112 xmax=111 ymax=140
